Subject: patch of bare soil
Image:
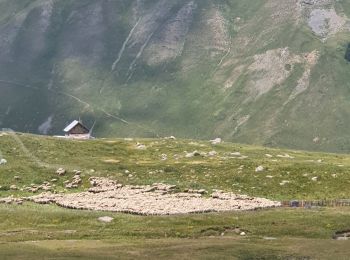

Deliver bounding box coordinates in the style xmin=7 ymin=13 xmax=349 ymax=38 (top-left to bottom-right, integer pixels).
xmin=25 ymin=177 xmax=280 ymax=215
xmin=298 ymin=0 xmax=349 ymax=40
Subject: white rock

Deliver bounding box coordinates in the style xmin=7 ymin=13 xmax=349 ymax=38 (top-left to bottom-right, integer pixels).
xmin=240 ymin=232 xmax=246 ymax=236
xmin=165 ymin=136 xmax=176 ymax=140
xmin=0 ymin=159 xmax=7 ymax=165
xmin=255 ymin=166 xmax=264 ymax=172
xmin=265 ymin=154 xmax=273 ymax=158
xmin=279 ymin=180 xmax=290 ymax=186
xmin=311 ymin=177 xmax=318 ymax=181
xmin=136 ymin=143 xmax=146 ymax=150
xmin=208 ymin=151 xmax=217 ymax=157
xmin=98 ymin=216 xmax=114 ymax=223
xmin=263 ymin=237 xmax=277 ymax=240
xmin=277 ymin=154 xmax=294 ymax=159
xmin=210 ymin=138 xmax=222 ymax=145
xmin=185 ymin=151 xmax=201 ymax=158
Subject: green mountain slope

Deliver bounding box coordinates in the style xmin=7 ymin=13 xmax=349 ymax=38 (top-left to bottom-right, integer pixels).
xmin=0 ymin=0 xmax=350 ymax=152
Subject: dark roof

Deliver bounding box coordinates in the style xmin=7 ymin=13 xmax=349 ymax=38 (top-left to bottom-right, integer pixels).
xmin=63 ymin=120 xmax=89 ymax=133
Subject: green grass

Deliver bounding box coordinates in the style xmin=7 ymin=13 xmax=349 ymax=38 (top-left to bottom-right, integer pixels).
xmin=1 ymin=133 xmax=350 ymax=200
xmin=1 ymin=0 xmax=350 ymax=153
xmin=0 ymin=204 xmax=350 ymax=259
xmin=1 ymin=133 xmax=350 ymax=258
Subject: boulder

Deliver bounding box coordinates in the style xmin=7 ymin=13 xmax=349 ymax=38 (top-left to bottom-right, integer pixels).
xmin=0 ymin=159 xmax=7 ymax=165
xmin=208 ymin=151 xmax=217 ymax=157
xmin=311 ymin=176 xmax=319 ymax=181
xmin=136 ymin=143 xmax=146 ymax=150
xmin=98 ymin=216 xmax=114 ymax=223
xmin=255 ymin=166 xmax=264 ymax=172
xmin=165 ymin=136 xmax=176 ymax=140
xmin=210 ymin=138 xmax=222 ymax=145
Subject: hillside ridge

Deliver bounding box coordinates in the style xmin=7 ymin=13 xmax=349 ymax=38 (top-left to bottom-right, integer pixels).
xmin=0 ymin=0 xmax=350 ymax=153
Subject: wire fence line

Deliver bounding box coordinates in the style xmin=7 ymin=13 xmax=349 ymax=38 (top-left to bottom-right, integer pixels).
xmin=281 ymin=199 xmax=350 ymax=208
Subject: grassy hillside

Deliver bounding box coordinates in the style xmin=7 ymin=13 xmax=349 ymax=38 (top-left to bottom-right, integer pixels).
xmin=0 ymin=0 xmax=350 ymax=153
xmin=1 ymin=132 xmax=350 ymax=200
xmin=0 ymin=133 xmax=350 ymax=259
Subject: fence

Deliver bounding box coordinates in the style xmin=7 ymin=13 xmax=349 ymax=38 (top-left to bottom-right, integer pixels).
xmin=281 ymin=199 xmax=350 ymax=208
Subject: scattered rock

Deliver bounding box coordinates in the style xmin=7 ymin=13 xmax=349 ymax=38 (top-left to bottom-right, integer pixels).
xmin=208 ymin=151 xmax=217 ymax=157
xmin=136 ymin=143 xmax=146 ymax=150
xmin=98 ymin=216 xmax=114 ymax=223
xmin=279 ymin=180 xmax=290 ymax=186
xmin=240 ymin=232 xmax=246 ymax=236
xmin=210 ymin=138 xmax=222 ymax=145
xmin=164 ymin=136 xmax=176 ymax=140
xmin=313 ymin=137 xmax=320 ymax=143
xmin=255 ymin=166 xmax=264 ymax=172
xmin=161 ymin=154 xmax=168 ymax=161
xmin=277 ymin=154 xmax=294 ymax=159
xmin=185 ymin=151 xmax=201 ymax=158
xmin=265 ymin=154 xmax=273 ymax=158
xmin=311 ymin=176 xmax=319 ymax=181
xmin=263 ymin=237 xmax=277 ymax=240
xmin=0 ymin=159 xmax=7 ymax=165
xmin=56 ymin=168 xmax=66 ymax=176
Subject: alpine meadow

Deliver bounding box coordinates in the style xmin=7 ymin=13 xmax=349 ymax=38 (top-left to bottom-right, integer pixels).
xmin=1 ymin=1 xmax=350 ymax=259
xmin=0 ymin=0 xmax=350 ymax=152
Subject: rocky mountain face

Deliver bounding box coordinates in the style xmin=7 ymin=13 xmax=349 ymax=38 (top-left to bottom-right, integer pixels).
xmin=0 ymin=0 xmax=350 ymax=152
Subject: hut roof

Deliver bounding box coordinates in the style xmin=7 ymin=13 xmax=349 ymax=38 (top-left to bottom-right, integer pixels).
xmin=63 ymin=120 xmax=89 ymax=133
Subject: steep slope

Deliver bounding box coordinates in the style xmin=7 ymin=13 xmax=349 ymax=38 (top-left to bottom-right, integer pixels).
xmin=0 ymin=0 xmax=350 ymax=152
